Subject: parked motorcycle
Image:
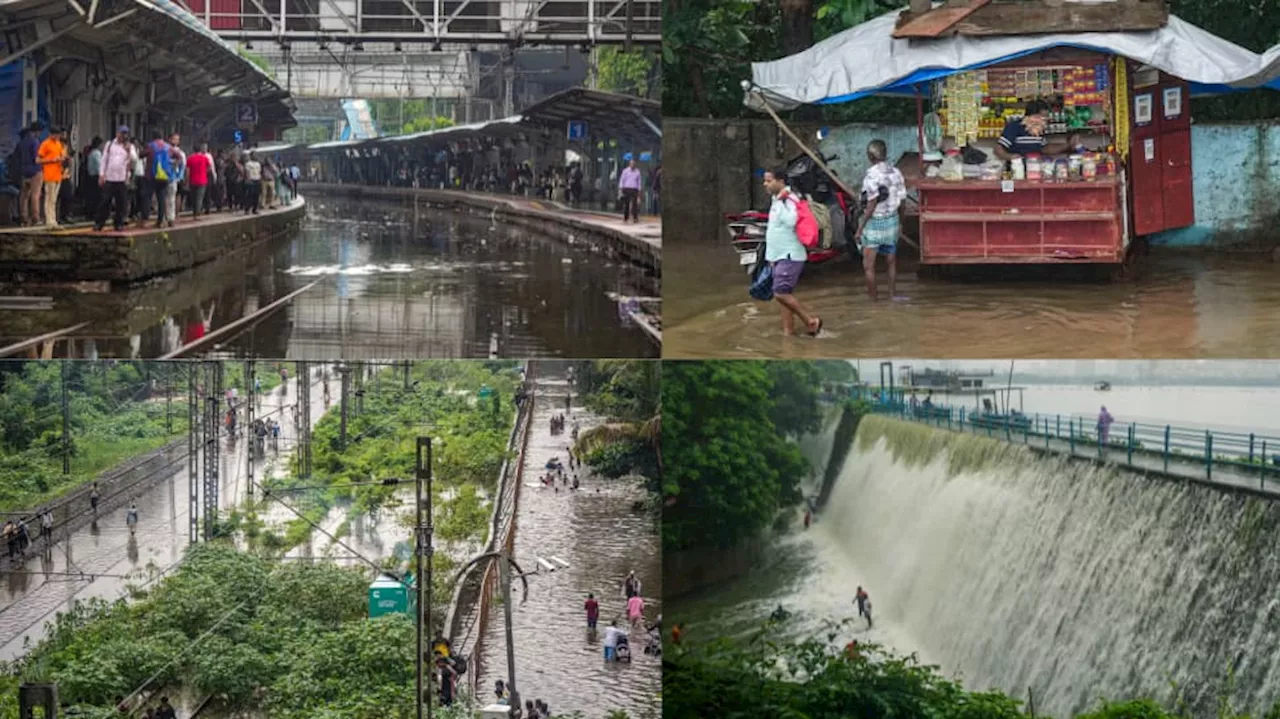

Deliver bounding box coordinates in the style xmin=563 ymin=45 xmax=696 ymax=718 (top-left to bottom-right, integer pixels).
xmin=727 ymin=152 xmax=859 ymax=274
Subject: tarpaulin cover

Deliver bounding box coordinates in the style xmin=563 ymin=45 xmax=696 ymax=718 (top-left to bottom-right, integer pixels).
xmin=746 ymin=10 xmax=1280 ymax=110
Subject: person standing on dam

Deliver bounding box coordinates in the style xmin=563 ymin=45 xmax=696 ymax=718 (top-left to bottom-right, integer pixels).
xmin=1097 ymin=406 xmax=1115 ymax=446
xmin=855 ymin=586 xmax=869 ymax=620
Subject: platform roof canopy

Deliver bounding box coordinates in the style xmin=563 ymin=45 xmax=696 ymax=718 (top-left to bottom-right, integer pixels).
xmin=517 ymin=87 xmax=662 ymax=146
xmin=746 ymin=7 xmax=1280 ymax=110
xmin=300 ymin=88 xmax=661 ymax=155
xmin=0 ymin=0 xmax=294 ymax=130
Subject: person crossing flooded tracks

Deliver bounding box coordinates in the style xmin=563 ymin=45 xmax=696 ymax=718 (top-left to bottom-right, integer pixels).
xmin=585 ymin=593 xmax=600 ymax=629
xmin=623 ymin=570 xmax=642 ymax=600
xmin=90 ymin=483 xmax=101 ymax=515
xmin=126 ymin=502 xmax=139 ymax=536
xmin=40 ymin=509 xmax=53 ymax=546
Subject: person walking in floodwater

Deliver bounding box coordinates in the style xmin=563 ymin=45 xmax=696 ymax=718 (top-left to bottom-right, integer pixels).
xmin=603 ymin=620 xmax=625 ymax=661
xmin=41 ymin=509 xmax=53 ymax=545
xmin=585 ymin=593 xmax=600 ymax=629
xmin=855 ymin=586 xmax=869 ymax=619
xmin=762 ymin=167 xmax=822 ymax=337
xmin=623 ymin=570 xmax=642 ymax=599
xmin=1097 ymin=406 xmax=1115 ymax=447
xmin=864 ymin=596 xmax=874 ymax=629
xmin=854 ymin=139 xmax=907 ymax=301
xmin=627 ymin=592 xmax=646 ymax=632
xmin=126 ymin=503 xmax=139 ymax=536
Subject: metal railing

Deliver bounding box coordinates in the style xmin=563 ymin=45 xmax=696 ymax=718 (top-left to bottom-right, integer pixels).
xmin=443 ymin=361 xmax=536 ymax=697
xmin=856 ymin=388 xmax=1280 ymax=491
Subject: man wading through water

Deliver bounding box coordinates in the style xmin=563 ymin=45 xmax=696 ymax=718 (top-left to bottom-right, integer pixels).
xmin=854 ymin=140 xmax=907 ymax=301
xmin=763 ymin=168 xmax=822 ymax=337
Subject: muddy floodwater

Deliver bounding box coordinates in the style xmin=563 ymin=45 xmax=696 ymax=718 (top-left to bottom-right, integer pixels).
xmin=0 ymin=196 xmax=658 ymax=359
xmin=477 ymin=375 xmax=661 ymax=718
xmin=664 ymin=243 xmax=1280 ymax=358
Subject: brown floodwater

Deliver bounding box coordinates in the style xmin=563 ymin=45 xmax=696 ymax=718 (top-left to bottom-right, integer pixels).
xmin=477 ymin=374 xmax=661 ymax=718
xmin=663 ymin=243 xmax=1280 ymax=358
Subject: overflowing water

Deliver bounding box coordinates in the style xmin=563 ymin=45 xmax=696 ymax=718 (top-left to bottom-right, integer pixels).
xmin=476 ymin=375 xmax=661 ymax=718
xmin=672 ymin=411 xmax=1280 ymax=717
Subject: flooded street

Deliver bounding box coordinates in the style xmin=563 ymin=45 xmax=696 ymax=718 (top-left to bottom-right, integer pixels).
xmin=0 ymin=195 xmax=658 ymax=359
xmin=664 ymin=243 xmax=1280 ymax=358
xmin=477 ymin=375 xmax=661 ymax=718
xmin=0 ymin=368 xmax=332 ymax=660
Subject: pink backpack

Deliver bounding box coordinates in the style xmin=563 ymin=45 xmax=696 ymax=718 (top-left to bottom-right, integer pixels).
xmin=785 ymin=193 xmax=819 ymax=249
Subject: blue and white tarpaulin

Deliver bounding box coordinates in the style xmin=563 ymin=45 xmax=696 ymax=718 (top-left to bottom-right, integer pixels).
xmin=746 ymin=10 xmax=1280 ymax=110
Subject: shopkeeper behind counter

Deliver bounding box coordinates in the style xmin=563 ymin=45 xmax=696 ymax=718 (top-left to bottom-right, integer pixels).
xmin=993 ymin=100 xmax=1079 ymax=161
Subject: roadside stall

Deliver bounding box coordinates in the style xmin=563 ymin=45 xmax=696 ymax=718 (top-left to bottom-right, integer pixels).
xmin=744 ymin=4 xmax=1280 ymax=267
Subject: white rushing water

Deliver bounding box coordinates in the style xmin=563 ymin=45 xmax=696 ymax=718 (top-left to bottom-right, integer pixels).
xmin=819 ymin=414 xmax=1280 ymax=716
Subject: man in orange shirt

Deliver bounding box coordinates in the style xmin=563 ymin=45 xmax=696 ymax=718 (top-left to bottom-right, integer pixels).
xmin=36 ymin=127 xmax=68 ymax=228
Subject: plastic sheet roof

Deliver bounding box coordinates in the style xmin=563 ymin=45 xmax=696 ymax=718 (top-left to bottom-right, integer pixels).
xmin=747 ymin=10 xmax=1280 ymax=110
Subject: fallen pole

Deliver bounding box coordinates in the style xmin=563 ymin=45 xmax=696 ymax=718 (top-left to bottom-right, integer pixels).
xmin=159 ymin=279 xmax=323 ymax=359
xmin=0 ymin=321 xmax=90 ymax=358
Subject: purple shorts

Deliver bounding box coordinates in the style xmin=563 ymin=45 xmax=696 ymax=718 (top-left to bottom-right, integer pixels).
xmin=771 ymin=259 xmax=804 ymax=295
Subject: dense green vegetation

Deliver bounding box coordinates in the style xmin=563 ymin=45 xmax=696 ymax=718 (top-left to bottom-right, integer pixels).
xmin=4 ymin=544 xmax=419 ymax=719
xmin=0 ymin=362 xmax=527 ymax=718
xmin=0 ymin=362 xmax=189 ymax=513
xmin=572 ymin=361 xmax=661 ymax=489
xmin=663 ymin=361 xmax=831 ymax=552
xmin=597 ymin=47 xmax=662 ymax=100
xmin=664 ymin=0 xmax=1280 ymax=121
xmin=665 ymin=630 xmax=1280 ymax=719
xmin=235 ymin=361 xmax=521 ymax=622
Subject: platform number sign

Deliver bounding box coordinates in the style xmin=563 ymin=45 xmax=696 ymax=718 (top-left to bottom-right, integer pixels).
xmin=237 ymin=102 xmax=258 ymax=128
xmin=567 ymin=120 xmax=588 ymax=141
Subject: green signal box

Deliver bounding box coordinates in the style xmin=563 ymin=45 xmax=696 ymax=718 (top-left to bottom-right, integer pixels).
xmin=369 ymin=573 xmax=416 ymax=619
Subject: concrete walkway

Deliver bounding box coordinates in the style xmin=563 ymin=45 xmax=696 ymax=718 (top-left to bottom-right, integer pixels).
xmin=0 ymin=366 xmax=332 ymax=661
xmin=895 ymin=414 xmax=1280 ymax=499
xmin=0 ymin=195 xmax=304 ymax=239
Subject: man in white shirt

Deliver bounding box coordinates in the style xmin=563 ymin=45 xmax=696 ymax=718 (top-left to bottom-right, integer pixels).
xmin=602 ymin=620 xmax=625 ymax=662
xmin=95 ymin=126 xmax=136 ymax=232
xmin=243 ymin=152 xmax=262 ymax=214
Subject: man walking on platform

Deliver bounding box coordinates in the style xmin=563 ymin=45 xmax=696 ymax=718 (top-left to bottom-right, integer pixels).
xmin=618 ymin=158 xmax=642 ymax=223
xmin=96 ymin=126 xmax=136 ymax=232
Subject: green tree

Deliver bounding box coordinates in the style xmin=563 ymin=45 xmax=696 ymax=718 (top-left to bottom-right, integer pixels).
xmin=597 ymin=47 xmax=661 ymax=99
xmin=662 ymin=361 xmax=809 ymax=551
xmin=767 ymin=361 xmax=823 ymax=436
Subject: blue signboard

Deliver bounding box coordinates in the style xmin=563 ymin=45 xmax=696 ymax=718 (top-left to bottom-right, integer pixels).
xmin=567 ymin=121 xmax=588 ymax=141
xmin=623 ymin=152 xmax=633 ymax=161
xmin=639 ymin=151 xmax=652 ymax=162
xmin=233 ymin=129 xmax=243 ymax=144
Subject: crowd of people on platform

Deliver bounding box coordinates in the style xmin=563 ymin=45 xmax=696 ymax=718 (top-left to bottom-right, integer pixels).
xmin=376 ymin=153 xmax=662 ymax=218
xmin=3 ymin=121 xmax=302 ymax=230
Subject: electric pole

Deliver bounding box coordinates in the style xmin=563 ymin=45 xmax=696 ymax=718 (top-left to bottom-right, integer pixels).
xmin=416 ymin=436 xmax=434 ymax=719
xmin=339 ymin=364 xmax=350 ymax=450
xmin=61 ymin=361 xmax=70 ymax=475
xmin=499 ymin=552 xmax=520 ymax=713
xmin=246 ymin=360 xmax=255 ymax=499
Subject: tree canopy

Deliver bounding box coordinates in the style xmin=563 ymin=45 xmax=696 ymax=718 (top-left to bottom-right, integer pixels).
xmin=663 ymin=361 xmax=817 ymax=552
